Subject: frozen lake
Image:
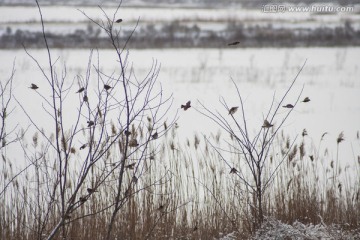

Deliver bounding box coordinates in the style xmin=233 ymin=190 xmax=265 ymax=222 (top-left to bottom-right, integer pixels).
xmin=1 ymin=47 xmax=359 ymax=167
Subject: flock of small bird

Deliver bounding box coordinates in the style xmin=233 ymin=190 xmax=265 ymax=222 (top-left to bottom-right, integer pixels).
xmin=29 ymin=81 xmax=146 ymax=212
xmin=180 ymin=96 xmax=311 ymax=175
xmin=28 ymin=34 xmax=311 ymax=211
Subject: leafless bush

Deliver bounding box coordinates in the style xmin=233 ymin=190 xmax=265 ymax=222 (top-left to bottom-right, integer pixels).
xmin=197 ymin=61 xmax=307 ymax=233
xmin=8 ymin=1 xmax=176 ymax=239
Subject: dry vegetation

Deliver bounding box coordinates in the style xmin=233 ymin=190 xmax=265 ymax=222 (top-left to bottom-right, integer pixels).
xmin=0 ymin=1 xmax=359 ymax=240
xmin=1 ymin=126 xmax=359 ymax=239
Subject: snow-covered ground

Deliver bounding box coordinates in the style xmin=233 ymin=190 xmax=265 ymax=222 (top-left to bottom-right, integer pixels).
xmin=217 ymin=217 xmax=360 ymax=239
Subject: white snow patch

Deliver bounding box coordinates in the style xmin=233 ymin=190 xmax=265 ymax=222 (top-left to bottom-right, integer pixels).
xmin=252 ymin=217 xmax=360 ymax=239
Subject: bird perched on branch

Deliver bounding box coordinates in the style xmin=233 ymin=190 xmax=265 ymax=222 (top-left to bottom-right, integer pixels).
xmin=129 ymin=139 xmax=139 ymax=147
xmin=228 ymin=106 xmax=239 ymax=115
xmin=104 ymin=84 xmax=112 ymax=90
xmin=302 ymin=97 xmax=310 ymax=103
xmin=230 ymin=167 xmax=238 ymax=174
xmin=87 ymin=120 xmax=94 ymax=127
xmin=79 ymin=143 xmax=87 ymax=150
xmin=29 ymin=83 xmax=39 ymax=90
xmin=228 ymin=41 xmax=240 ymax=46
xmin=76 ymin=87 xmax=84 ymax=93
xmin=83 ymin=95 xmax=88 ymax=102
xmin=152 ymin=132 xmax=158 ymax=139
xmin=115 ymin=19 xmax=123 ymax=23
xmin=282 ymin=104 xmax=294 ymax=108
xmin=87 ymin=188 xmax=98 ymax=194
xmin=181 ymin=101 xmax=191 ymax=111
xmin=79 ymin=196 xmax=88 ymax=203
xmin=262 ymin=120 xmax=273 ymax=128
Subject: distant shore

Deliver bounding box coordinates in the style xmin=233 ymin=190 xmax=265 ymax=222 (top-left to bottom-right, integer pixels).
xmin=1 ymin=21 xmax=359 ymax=49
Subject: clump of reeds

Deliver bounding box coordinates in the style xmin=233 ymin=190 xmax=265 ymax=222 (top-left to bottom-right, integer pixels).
xmin=1 ymin=127 xmax=359 ymax=239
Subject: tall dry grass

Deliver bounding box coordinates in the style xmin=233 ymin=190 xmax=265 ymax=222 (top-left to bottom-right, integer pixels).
xmin=1 ymin=125 xmax=359 ymax=239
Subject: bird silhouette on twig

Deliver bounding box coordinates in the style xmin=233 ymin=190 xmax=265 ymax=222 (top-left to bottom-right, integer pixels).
xmin=181 ymin=101 xmax=191 ymax=111
xmin=152 ymin=132 xmax=158 ymax=139
xmin=282 ymin=104 xmax=294 ymax=108
xmin=79 ymin=143 xmax=87 ymax=150
xmin=29 ymin=83 xmax=39 ymax=90
xmin=230 ymin=167 xmax=238 ymax=174
xmin=87 ymin=188 xmax=98 ymax=194
xmin=262 ymin=120 xmax=273 ymax=128
xmin=115 ymin=19 xmax=123 ymax=23
xmin=104 ymin=84 xmax=112 ymax=90
xmin=87 ymin=120 xmax=94 ymax=127
xmin=302 ymin=97 xmax=310 ymax=103
xmin=228 ymin=106 xmax=239 ymax=115
xmin=79 ymin=196 xmax=88 ymax=203
xmin=129 ymin=139 xmax=139 ymax=147
xmin=76 ymin=87 xmax=84 ymax=93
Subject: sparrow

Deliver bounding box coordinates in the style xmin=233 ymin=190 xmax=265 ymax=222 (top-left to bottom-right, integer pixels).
xmin=79 ymin=143 xmax=87 ymax=150
xmin=181 ymin=101 xmax=191 ymax=111
xmin=262 ymin=120 xmax=273 ymax=128
xmin=76 ymin=87 xmax=84 ymax=93
xmin=87 ymin=188 xmax=98 ymax=194
xmin=115 ymin=19 xmax=123 ymax=23
xmin=125 ymin=163 xmax=136 ymax=169
xmin=302 ymin=129 xmax=307 ymax=137
xmin=83 ymin=95 xmax=88 ymax=102
xmin=87 ymin=120 xmax=94 ymax=127
xmin=309 ymin=155 xmax=314 ymax=161
xmin=79 ymin=196 xmax=88 ymax=203
xmin=230 ymin=167 xmax=238 ymax=174
xmin=124 ymin=130 xmax=131 ymax=136
xmin=302 ymin=97 xmax=310 ymax=103
xmin=70 ymin=147 xmax=76 ymax=154
xmin=29 ymin=83 xmax=39 ymax=90
xmin=282 ymin=104 xmax=294 ymax=108
xmin=129 ymin=139 xmax=139 ymax=147
xmin=152 ymin=132 xmax=158 ymax=139
xmin=228 ymin=106 xmax=239 ymax=115
xmin=228 ymin=41 xmax=240 ymax=46
xmin=104 ymin=84 xmax=112 ymax=90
